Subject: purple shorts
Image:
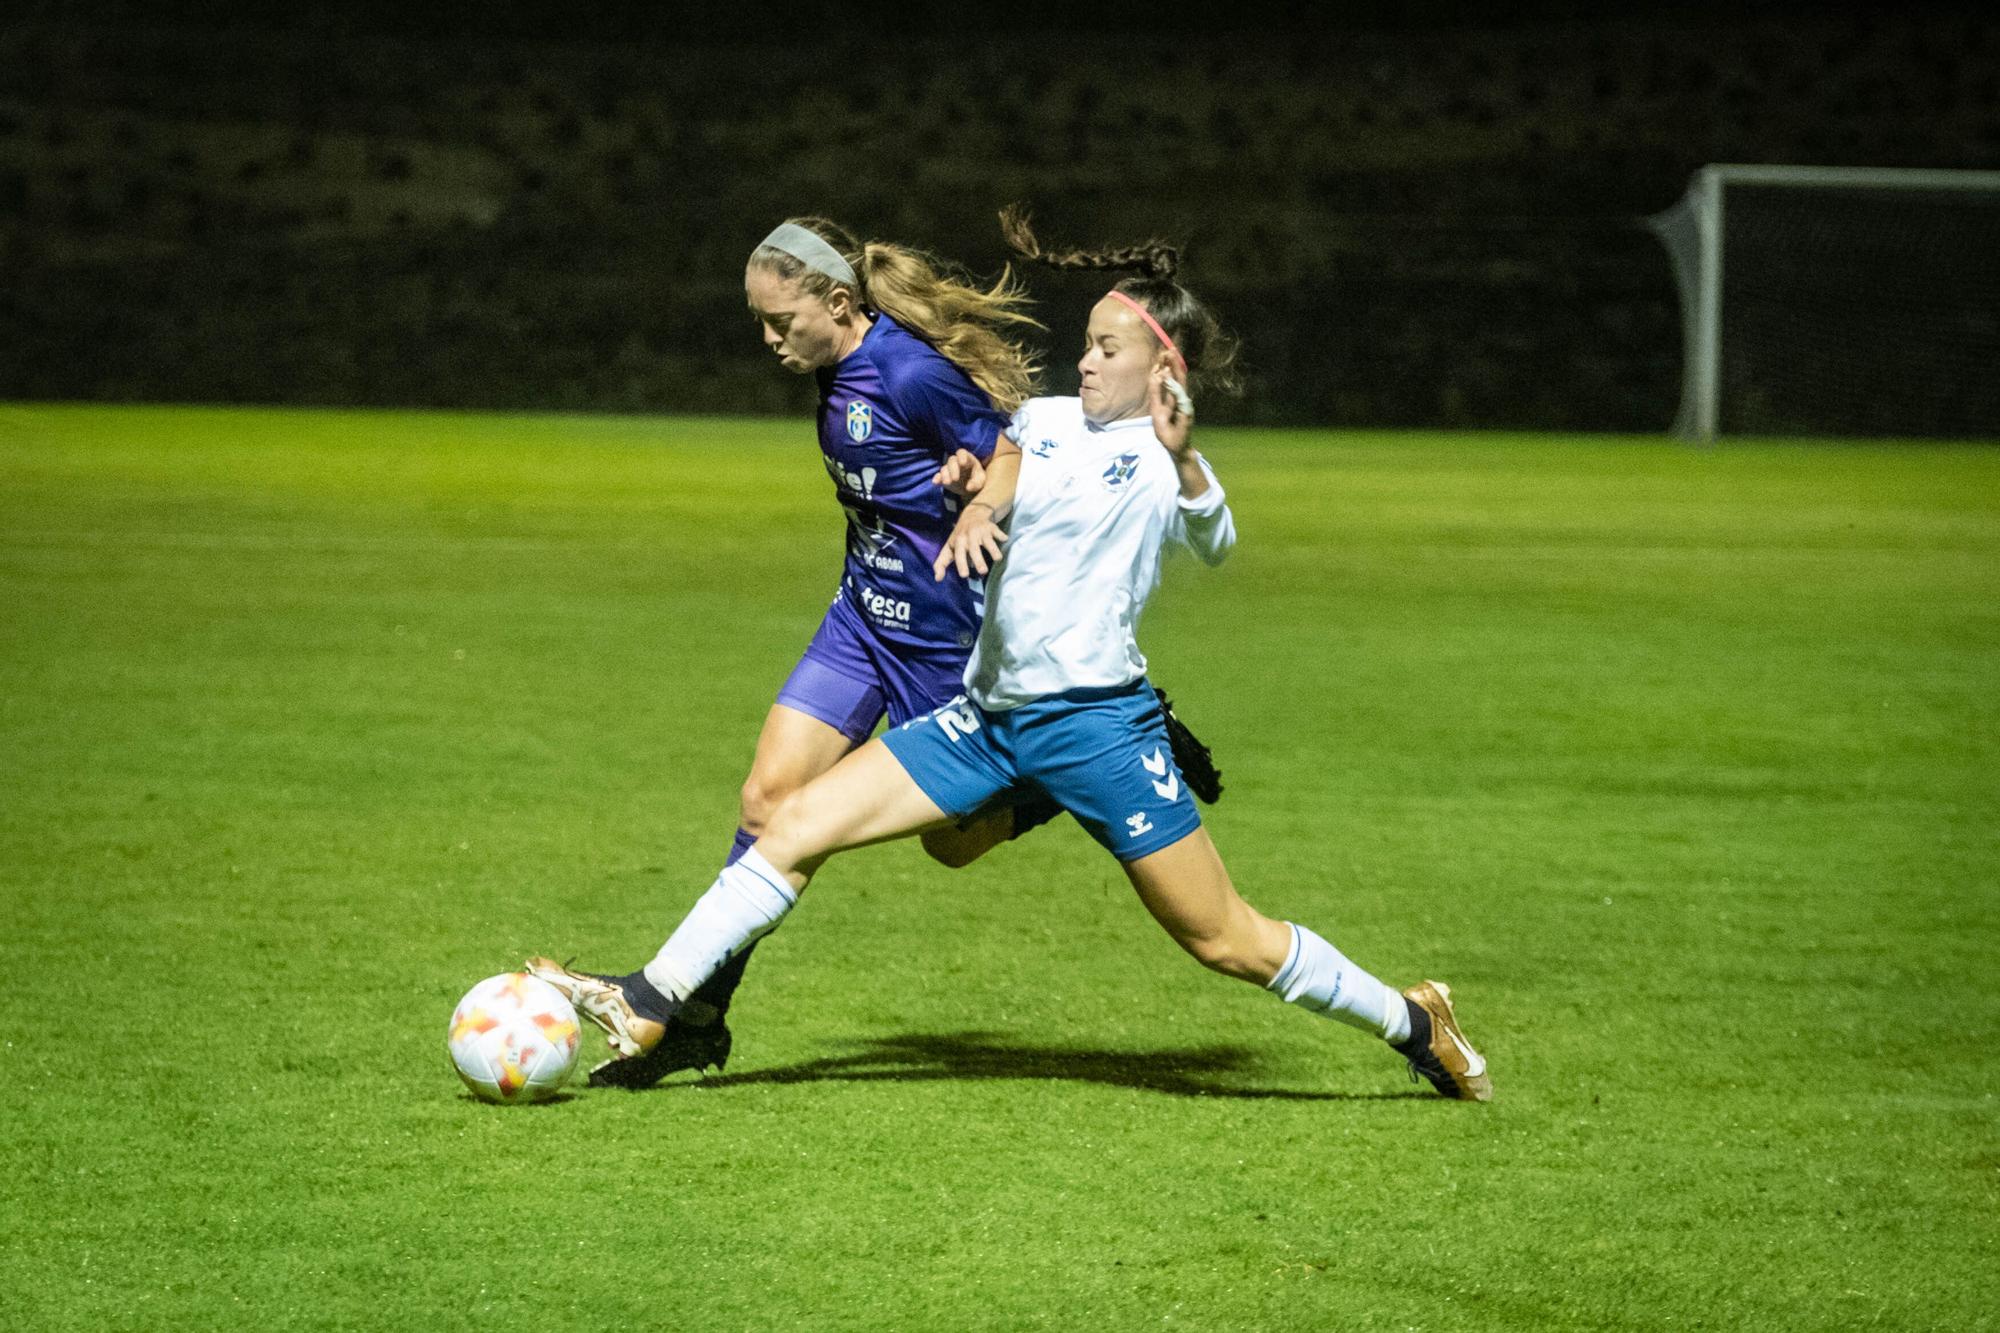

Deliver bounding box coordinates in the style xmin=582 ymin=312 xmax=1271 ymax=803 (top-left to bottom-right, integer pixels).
xmin=775 ymin=593 xmax=971 ymax=742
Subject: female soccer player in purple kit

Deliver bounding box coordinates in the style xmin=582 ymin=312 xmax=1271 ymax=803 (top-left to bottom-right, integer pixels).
xmin=591 ymin=218 xmax=1063 ymax=1086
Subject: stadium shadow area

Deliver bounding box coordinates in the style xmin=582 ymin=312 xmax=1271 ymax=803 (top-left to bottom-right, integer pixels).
xmin=647 ymin=1031 xmax=1425 ymax=1101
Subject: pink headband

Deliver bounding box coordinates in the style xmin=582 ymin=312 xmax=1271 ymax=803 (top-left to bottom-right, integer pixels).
xmin=1105 ymin=290 xmax=1188 ymax=379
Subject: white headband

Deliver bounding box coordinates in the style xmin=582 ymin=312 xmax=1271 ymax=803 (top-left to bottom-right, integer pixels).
xmin=758 ymin=222 xmax=858 ymax=287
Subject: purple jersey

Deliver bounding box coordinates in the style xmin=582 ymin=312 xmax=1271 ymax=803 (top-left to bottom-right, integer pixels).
xmin=816 ymin=313 xmax=1009 ymax=653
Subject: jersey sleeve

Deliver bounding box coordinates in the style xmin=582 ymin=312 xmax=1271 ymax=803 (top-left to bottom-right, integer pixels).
xmin=1169 ymin=455 xmax=1236 ymax=567
xmin=892 ymin=355 xmax=1011 ymax=462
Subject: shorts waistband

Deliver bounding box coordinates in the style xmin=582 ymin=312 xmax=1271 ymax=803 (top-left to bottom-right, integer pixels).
xmin=1042 ymin=677 xmax=1150 ymax=706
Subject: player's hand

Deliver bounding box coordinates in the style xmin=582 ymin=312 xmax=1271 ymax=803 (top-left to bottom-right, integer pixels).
xmin=1150 ymin=367 xmax=1195 ymax=459
xmin=932 ymin=504 xmax=1007 ymax=581
xmin=933 ymin=448 xmax=988 ymax=498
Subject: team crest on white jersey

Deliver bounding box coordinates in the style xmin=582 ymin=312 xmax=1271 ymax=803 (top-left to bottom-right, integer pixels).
xmin=1101 ymin=452 xmax=1141 ymax=491
xmin=846 ymin=400 xmax=874 ymax=442
xmin=1029 ymin=437 xmax=1060 ymax=458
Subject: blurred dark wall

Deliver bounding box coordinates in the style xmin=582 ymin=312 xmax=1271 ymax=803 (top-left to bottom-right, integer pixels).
xmin=0 ymin=8 xmax=1993 ymax=428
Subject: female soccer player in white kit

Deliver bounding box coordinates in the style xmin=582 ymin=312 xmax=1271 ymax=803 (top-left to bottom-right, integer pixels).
xmin=535 ymin=215 xmax=1490 ymax=1100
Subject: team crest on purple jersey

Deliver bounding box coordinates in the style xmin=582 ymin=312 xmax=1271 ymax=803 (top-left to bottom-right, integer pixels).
xmin=1101 ymin=452 xmax=1141 ymax=491
xmin=812 ymin=314 xmax=1008 ymax=651
xmin=846 ymin=400 xmax=874 ymax=442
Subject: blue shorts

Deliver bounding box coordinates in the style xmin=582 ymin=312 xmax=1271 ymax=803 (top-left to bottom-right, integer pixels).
xmin=879 ymin=678 xmax=1203 ymax=861
xmin=775 ymin=593 xmax=970 ymax=742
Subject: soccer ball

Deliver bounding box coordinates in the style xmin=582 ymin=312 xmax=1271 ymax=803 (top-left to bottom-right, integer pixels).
xmin=447 ymin=972 xmax=581 ymax=1104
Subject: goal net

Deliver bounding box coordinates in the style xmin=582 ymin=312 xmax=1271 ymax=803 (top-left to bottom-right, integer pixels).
xmin=1650 ymin=165 xmax=2000 ymax=440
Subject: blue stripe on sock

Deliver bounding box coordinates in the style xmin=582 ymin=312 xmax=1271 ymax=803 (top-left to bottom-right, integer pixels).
xmin=737 ymin=857 xmax=798 ymax=906
xmin=1265 ymin=922 xmax=1304 ymax=995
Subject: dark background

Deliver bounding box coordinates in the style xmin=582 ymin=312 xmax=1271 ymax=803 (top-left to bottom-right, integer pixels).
xmin=2 ymin=2 xmax=1993 ymax=428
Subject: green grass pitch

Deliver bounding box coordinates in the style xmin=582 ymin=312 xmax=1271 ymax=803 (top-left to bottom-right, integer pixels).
xmin=2 ymin=403 xmax=1995 ymax=1330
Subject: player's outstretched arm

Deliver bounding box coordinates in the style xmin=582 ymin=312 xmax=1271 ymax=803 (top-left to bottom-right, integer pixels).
xmin=934 ymin=434 xmax=1022 ymax=581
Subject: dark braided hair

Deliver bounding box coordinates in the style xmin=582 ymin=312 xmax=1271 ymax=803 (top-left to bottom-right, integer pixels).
xmin=1000 ymin=204 xmax=1242 ymax=396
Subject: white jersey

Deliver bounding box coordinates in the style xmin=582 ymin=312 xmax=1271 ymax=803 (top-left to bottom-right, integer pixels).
xmin=965 ymin=395 xmax=1235 ymax=711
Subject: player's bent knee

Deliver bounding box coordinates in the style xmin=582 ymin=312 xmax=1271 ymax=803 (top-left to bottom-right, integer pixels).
xmin=739 ymin=772 xmax=803 ymax=833
xmin=753 ymin=791 xmax=815 ymax=871
xmin=759 ymin=783 xmax=850 ymax=869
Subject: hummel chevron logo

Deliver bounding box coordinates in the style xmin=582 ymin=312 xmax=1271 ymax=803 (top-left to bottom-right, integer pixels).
xmin=1140 ymin=748 xmax=1180 ymax=802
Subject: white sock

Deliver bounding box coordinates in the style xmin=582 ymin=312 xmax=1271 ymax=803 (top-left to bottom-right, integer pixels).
xmin=1264 ymin=922 xmax=1410 ymax=1043
xmin=642 ymin=848 xmax=798 ymax=1001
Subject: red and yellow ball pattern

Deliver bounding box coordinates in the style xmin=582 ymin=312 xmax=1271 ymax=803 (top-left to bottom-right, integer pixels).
xmin=446 ymin=972 xmax=581 ymax=1103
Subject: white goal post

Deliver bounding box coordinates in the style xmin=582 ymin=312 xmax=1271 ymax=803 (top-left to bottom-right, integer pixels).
xmin=1649 ymin=165 xmax=2000 ymax=441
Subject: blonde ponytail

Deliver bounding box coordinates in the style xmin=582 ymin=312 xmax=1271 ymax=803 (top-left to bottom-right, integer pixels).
xmin=750 ymin=217 xmax=1043 ymax=412
xmin=857 ymin=242 xmax=1041 ymax=412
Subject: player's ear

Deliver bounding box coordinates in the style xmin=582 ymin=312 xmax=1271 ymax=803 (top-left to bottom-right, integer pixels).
xmin=824 ymin=283 xmax=857 ymax=320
